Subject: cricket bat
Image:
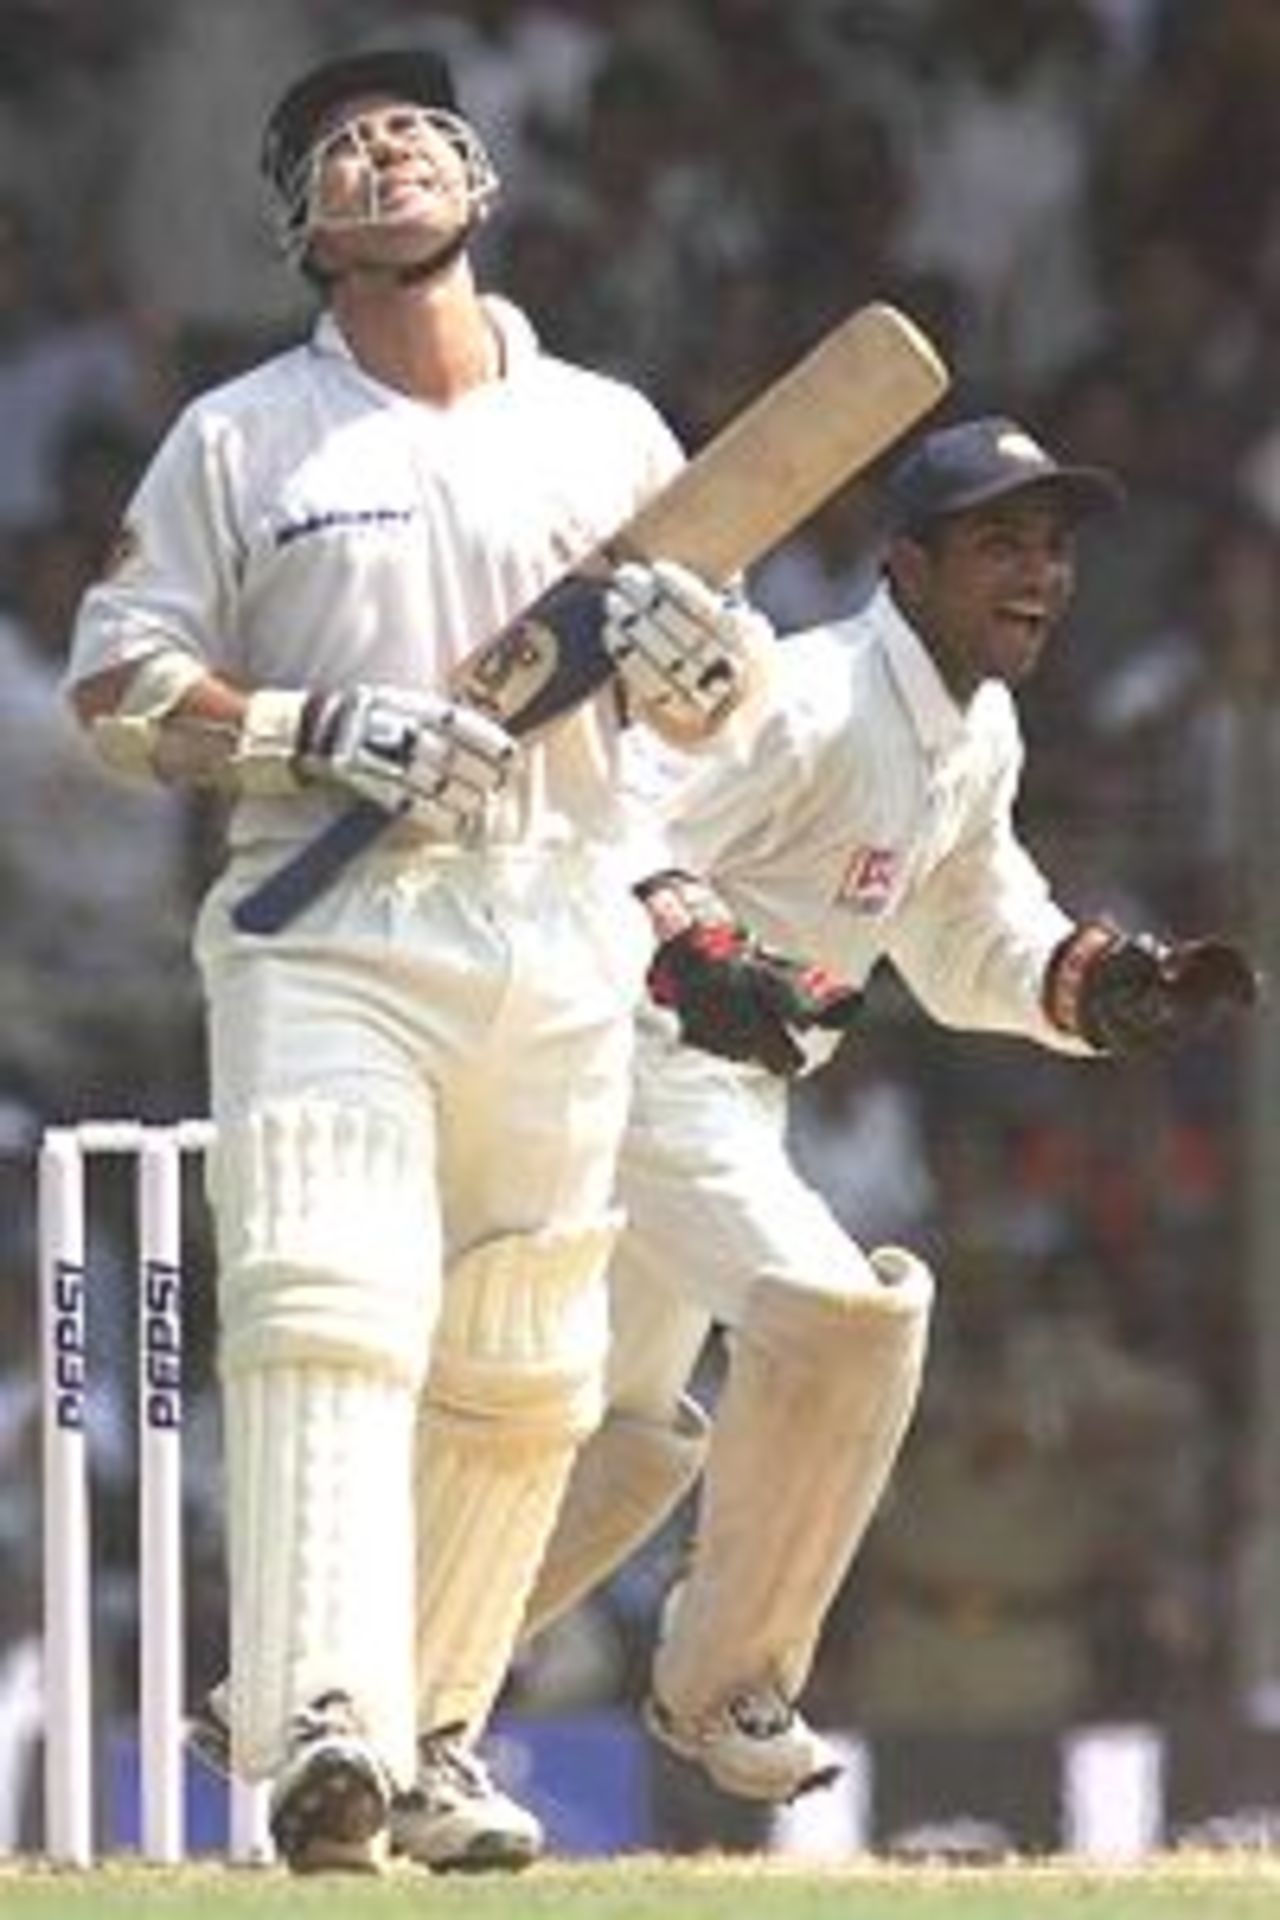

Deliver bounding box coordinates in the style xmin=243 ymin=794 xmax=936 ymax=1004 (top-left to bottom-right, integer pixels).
xmin=232 ymin=302 xmax=948 ymax=935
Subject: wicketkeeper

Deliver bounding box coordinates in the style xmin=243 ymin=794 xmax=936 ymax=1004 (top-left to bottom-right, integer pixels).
xmin=516 ymin=414 xmax=1258 ymax=1803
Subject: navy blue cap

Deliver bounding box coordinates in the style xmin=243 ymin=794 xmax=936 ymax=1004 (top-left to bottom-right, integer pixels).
xmin=262 ymin=48 xmax=459 ymax=189
xmin=884 ymin=415 xmax=1124 ymax=536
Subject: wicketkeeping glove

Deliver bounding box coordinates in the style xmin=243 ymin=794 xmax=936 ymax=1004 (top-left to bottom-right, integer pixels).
xmin=636 ymin=870 xmax=862 ymax=1076
xmin=1044 ymin=922 xmax=1259 ymax=1055
xmin=291 ymin=684 xmax=518 ymax=837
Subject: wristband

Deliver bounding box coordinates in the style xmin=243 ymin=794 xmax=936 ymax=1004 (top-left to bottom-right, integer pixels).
xmin=234 ymin=688 xmax=310 ymax=794
xmin=1043 ymin=921 xmax=1120 ymax=1036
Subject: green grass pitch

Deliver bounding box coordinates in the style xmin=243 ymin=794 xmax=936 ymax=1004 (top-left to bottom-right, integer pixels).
xmin=2 ymin=1854 xmax=1280 ymax=1918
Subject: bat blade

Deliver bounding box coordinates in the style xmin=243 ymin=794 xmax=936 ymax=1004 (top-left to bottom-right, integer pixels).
xmin=614 ymin=301 xmax=948 ymax=580
xmin=232 ymin=302 xmax=948 ymax=936
xmin=451 ymin=302 xmax=948 ymax=734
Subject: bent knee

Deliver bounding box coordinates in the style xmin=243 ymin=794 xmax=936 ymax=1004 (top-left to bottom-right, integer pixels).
xmin=426 ymin=1215 xmax=622 ymax=1445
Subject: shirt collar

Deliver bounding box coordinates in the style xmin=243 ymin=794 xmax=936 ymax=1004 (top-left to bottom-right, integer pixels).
xmin=311 ymin=293 xmax=540 ymax=372
xmin=866 ymin=580 xmax=971 ymax=759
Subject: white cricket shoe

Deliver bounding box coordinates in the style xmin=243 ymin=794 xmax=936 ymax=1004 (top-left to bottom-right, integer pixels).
xmin=268 ymin=1689 xmax=393 ymax=1875
xmin=645 ymin=1685 xmax=844 ymax=1802
xmin=388 ymin=1723 xmax=543 ymax=1873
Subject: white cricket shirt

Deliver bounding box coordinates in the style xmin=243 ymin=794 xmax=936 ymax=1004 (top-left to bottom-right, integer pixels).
xmin=67 ymin=298 xmax=682 ymax=860
xmin=652 ymin=581 xmax=1092 ymax=1066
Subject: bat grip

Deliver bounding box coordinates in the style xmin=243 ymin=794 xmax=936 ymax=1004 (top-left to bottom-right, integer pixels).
xmin=230 ymin=800 xmax=393 ymax=935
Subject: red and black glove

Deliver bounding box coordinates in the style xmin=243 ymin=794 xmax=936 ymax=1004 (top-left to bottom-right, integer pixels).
xmin=636 ymin=871 xmax=862 ymax=1077
xmin=1044 ymin=922 xmax=1258 ymax=1055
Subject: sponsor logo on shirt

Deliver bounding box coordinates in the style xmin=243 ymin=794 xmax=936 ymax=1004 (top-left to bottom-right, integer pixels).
xmin=838 ymin=845 xmax=898 ymax=913
xmin=274 ymin=506 xmax=418 ymax=547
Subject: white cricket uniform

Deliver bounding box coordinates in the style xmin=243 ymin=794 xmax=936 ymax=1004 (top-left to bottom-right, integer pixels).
xmin=609 ymin=579 xmax=1095 ymax=1409
xmin=69 ymin=299 xmax=677 ymax=858
xmin=66 ymin=292 xmax=683 ymax=1253
xmin=547 ymin=576 xmax=1097 ymax=1739
xmin=65 ymin=296 xmax=686 ymax=1780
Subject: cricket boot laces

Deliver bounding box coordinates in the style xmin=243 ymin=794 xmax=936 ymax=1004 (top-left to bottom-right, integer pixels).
xmin=389 ymin=1722 xmax=543 ymax=1873
xmin=268 ymin=1688 xmax=392 ymax=1875
xmin=645 ymin=1684 xmax=844 ymax=1802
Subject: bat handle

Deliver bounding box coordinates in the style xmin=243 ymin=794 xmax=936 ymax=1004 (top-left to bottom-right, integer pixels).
xmin=230 ymin=800 xmax=393 ymax=935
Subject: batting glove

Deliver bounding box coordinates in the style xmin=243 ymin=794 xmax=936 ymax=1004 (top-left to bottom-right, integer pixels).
xmin=637 ymin=870 xmax=862 ymax=1076
xmin=1044 ymin=922 xmax=1258 ymax=1054
xmin=603 ymin=560 xmax=769 ymax=741
xmin=293 ymin=684 xmax=518 ymax=837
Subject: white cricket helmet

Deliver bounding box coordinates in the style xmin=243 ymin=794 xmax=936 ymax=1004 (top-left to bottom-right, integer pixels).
xmin=260 ymin=47 xmax=499 ymax=264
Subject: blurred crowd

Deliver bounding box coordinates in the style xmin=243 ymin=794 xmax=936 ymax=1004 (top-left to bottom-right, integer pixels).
xmin=0 ymin=0 xmax=1277 ymax=1795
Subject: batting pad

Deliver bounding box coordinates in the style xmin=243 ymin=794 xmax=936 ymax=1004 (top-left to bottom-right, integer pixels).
xmin=522 ymin=1395 xmax=710 ymax=1643
xmin=413 ymin=1220 xmax=616 ymax=1736
xmin=653 ymin=1249 xmax=933 ymax=1720
xmin=211 ymin=1096 xmax=437 ymax=1383
xmin=223 ymin=1360 xmax=418 ymax=1786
